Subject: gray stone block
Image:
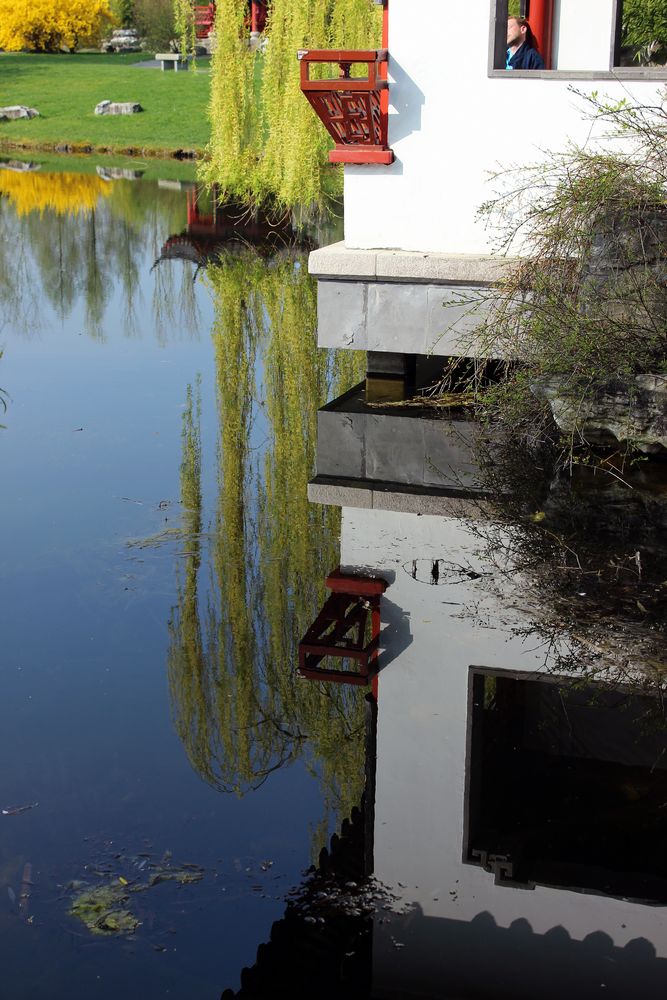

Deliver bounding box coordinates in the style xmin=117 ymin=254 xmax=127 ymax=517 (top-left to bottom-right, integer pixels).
xmin=422 ymin=420 xmax=482 ymax=491
xmin=364 ymin=413 xmax=427 ymax=484
xmin=317 ymin=280 xmax=368 ymax=349
xmin=366 ymin=282 xmax=430 ymax=353
xmin=317 ymin=410 xmax=365 ymax=479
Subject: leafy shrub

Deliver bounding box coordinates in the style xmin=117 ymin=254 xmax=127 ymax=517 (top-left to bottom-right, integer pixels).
xmin=133 ymin=0 xmax=176 ymax=51
xmin=0 ymin=0 xmax=115 ymax=52
xmin=110 ymin=0 xmax=135 ymax=28
xmin=471 ymin=92 xmax=667 ymax=445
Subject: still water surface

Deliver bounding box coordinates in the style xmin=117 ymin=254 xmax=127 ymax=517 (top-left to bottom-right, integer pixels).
xmin=0 ymin=161 xmax=363 ymax=998
xmin=2 ymin=159 xmax=667 ymax=1000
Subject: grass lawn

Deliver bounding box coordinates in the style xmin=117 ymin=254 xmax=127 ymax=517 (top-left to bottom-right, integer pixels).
xmin=0 ymin=53 xmax=211 ymax=155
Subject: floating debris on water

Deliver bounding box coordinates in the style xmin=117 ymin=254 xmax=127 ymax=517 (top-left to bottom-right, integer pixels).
xmin=2 ymin=803 xmax=38 ymax=817
xmin=19 ymin=863 xmax=33 ymax=921
xmin=69 ymin=885 xmax=139 ymax=936
xmin=65 ymin=845 xmax=207 ymax=937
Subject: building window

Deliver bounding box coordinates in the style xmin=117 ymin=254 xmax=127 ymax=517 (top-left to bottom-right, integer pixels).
xmin=492 ymin=0 xmax=553 ymax=72
xmin=614 ymin=0 xmax=667 ymax=66
xmin=494 ymin=0 xmax=667 ymax=76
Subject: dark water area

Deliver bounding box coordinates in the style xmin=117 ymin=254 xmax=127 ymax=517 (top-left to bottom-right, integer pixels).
xmin=1 ymin=160 xmax=667 ymax=1000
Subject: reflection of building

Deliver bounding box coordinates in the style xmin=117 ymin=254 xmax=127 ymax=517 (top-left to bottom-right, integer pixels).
xmin=155 ymin=187 xmax=296 ymax=267
xmin=222 ymin=401 xmax=667 ymax=998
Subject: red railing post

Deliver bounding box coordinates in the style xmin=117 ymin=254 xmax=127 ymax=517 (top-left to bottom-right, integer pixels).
xmin=528 ymin=0 xmax=554 ymax=69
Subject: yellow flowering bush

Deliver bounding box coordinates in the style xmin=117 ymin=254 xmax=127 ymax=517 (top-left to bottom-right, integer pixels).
xmin=0 ymin=0 xmax=115 ymax=52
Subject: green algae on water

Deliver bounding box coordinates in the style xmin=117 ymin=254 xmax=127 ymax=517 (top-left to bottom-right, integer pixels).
xmin=69 ymin=884 xmax=139 ymax=936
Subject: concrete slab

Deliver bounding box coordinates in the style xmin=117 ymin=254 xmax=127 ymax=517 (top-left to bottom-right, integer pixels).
xmin=309 ymin=242 xmax=518 ymax=285
xmin=309 ymin=242 xmax=377 ymax=279
xmin=307 ymin=482 xmax=373 ymax=509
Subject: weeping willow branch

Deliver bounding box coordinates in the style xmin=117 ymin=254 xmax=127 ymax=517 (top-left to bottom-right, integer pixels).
xmin=200 ymin=0 xmax=382 ymax=211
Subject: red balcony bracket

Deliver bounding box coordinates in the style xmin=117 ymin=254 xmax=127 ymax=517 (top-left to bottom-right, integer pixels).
xmin=298 ymin=49 xmax=394 ymax=166
xmin=298 ymin=569 xmax=389 ymax=685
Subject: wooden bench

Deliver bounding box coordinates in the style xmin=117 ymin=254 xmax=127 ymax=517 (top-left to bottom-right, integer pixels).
xmin=155 ymin=53 xmax=190 ymax=72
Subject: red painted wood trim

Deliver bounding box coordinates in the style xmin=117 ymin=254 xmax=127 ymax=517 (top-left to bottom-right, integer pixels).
xmin=302 ymin=79 xmax=386 ymax=93
xmin=300 ymin=48 xmax=386 ymax=62
xmin=329 ymin=148 xmax=395 ymax=164
xmin=325 ymin=569 xmax=388 ymax=595
xmin=380 ymin=1 xmax=389 ymax=120
xmin=528 ymin=0 xmax=554 ymax=69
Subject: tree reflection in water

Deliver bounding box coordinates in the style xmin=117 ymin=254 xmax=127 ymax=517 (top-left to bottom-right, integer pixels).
xmin=168 ymin=249 xmax=367 ymax=850
xmin=0 ymin=168 xmax=199 ymax=340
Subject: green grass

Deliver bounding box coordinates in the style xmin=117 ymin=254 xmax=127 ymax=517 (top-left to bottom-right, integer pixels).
xmin=0 ymin=53 xmax=211 ymax=155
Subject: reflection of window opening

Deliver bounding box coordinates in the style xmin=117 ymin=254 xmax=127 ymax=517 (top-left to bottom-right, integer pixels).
xmin=614 ymin=0 xmax=667 ymax=67
xmin=464 ymin=668 xmax=667 ymax=904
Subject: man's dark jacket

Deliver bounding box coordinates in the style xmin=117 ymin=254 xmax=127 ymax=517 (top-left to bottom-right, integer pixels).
xmin=508 ymin=43 xmax=545 ymax=69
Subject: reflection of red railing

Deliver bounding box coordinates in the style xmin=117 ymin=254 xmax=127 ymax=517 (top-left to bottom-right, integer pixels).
xmin=298 ymin=569 xmax=388 ymax=686
xmin=299 ymin=49 xmax=393 ymax=165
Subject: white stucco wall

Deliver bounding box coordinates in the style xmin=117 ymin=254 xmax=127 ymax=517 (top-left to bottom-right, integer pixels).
xmin=339 ymin=506 xmax=667 ymax=998
xmin=343 ymin=0 xmax=664 ymax=255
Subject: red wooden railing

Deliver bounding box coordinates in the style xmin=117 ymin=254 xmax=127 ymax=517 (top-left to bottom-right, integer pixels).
xmin=298 ymin=49 xmax=394 ymax=165
xmin=298 ymin=569 xmax=388 ymax=685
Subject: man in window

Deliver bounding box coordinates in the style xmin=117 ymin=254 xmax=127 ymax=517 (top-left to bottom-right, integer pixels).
xmin=506 ymin=16 xmax=545 ymax=70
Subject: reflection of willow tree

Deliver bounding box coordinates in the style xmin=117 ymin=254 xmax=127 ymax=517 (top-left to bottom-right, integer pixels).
xmin=168 ymin=250 xmax=366 ymax=831
xmin=0 ymin=171 xmax=198 ymax=340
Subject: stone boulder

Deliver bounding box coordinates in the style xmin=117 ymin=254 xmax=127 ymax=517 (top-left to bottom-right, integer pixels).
xmin=94 ymin=101 xmax=143 ymax=116
xmin=534 ymin=375 xmax=667 ymax=453
xmin=102 ymin=29 xmax=142 ymax=53
xmin=0 ymin=106 xmax=40 ymax=120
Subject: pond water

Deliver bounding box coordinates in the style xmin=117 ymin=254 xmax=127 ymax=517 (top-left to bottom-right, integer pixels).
xmin=0 ymin=160 xmax=364 ymax=997
xmin=1 ymin=157 xmax=667 ymax=1000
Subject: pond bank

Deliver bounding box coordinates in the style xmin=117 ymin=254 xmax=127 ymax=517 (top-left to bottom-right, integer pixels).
xmin=0 ymin=138 xmax=201 ymax=159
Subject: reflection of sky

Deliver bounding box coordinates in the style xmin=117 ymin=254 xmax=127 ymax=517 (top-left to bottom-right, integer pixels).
xmin=0 ymin=178 xmax=328 ymax=999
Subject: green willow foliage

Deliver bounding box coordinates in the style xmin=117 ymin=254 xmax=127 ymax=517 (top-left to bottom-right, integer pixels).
xmin=167 ymin=249 xmax=366 ymax=832
xmin=201 ymin=0 xmax=382 ymax=210
xmin=173 ymin=0 xmax=196 ymax=57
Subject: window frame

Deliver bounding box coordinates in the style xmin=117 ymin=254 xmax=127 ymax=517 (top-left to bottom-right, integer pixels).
xmin=488 ymin=0 xmax=667 ymax=80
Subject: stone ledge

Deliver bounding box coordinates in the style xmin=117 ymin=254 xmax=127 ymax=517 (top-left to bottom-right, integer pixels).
xmin=308 ymin=479 xmax=494 ymax=519
xmin=309 ymin=242 xmax=518 ymax=286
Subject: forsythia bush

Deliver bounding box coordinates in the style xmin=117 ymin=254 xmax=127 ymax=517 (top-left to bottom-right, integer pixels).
xmin=0 ymin=0 xmax=115 ymax=52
